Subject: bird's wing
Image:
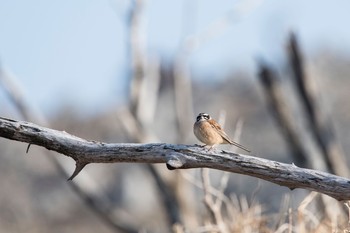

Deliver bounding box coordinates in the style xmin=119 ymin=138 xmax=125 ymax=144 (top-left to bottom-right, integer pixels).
xmin=208 ymin=119 xmax=231 ymax=142
xmin=208 ymin=119 xmax=251 ymax=152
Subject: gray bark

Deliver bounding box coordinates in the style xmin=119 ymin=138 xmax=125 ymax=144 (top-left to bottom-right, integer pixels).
xmin=0 ymin=116 xmax=349 ymax=201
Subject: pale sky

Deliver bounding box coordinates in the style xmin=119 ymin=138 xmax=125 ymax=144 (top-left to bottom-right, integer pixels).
xmin=0 ymin=0 xmax=349 ymax=117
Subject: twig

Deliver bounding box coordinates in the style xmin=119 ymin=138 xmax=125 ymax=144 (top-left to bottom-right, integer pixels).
xmin=273 ymin=194 xmax=290 ymax=231
xmin=201 ymin=168 xmax=217 ymax=223
xmin=1 ymin=117 xmax=350 ymax=201
xmin=344 ymin=201 xmax=350 ymax=227
xmin=288 ymin=208 xmax=293 ymax=233
xmin=297 ymin=191 xmax=319 ymax=233
xmin=180 ymin=171 xmax=232 ymax=206
xmin=200 ymin=168 xmax=229 ymax=233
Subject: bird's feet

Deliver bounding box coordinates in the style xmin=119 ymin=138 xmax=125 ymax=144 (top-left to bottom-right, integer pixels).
xmin=204 ymin=145 xmax=216 ymax=152
xmin=194 ymin=144 xmax=216 ymax=152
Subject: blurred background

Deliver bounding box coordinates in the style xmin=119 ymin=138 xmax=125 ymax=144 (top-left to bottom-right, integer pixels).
xmin=1 ymin=0 xmax=350 ymax=232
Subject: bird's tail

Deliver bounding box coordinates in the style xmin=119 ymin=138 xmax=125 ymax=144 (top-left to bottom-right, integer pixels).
xmin=229 ymin=140 xmax=251 ymax=153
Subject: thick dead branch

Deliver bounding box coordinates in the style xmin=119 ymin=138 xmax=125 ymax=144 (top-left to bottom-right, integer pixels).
xmin=258 ymin=63 xmax=309 ymax=167
xmin=288 ymin=32 xmax=349 ymax=177
xmin=1 ymin=117 xmax=350 ymax=201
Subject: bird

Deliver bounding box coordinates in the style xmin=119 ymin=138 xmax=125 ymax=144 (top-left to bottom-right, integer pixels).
xmin=193 ymin=113 xmax=250 ymax=152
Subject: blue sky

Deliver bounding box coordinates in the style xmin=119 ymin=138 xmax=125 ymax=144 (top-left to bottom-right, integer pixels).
xmin=1 ymin=0 xmax=350 ymax=117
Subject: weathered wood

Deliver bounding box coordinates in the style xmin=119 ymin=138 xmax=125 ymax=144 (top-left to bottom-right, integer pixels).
xmin=0 ymin=116 xmax=349 ymax=201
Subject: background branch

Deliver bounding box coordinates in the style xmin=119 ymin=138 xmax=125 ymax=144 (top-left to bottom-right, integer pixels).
xmin=124 ymin=0 xmax=183 ymax=227
xmin=0 ymin=65 xmax=138 ymax=233
xmin=0 ymin=117 xmax=349 ymax=201
xmin=287 ymin=32 xmax=349 ymax=177
xmin=258 ymin=62 xmax=310 ymax=167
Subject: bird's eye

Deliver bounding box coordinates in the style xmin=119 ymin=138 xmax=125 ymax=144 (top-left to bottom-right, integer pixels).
xmin=203 ymin=114 xmax=210 ymax=119
xmin=197 ymin=113 xmax=210 ymax=121
xmin=196 ymin=116 xmax=201 ymax=121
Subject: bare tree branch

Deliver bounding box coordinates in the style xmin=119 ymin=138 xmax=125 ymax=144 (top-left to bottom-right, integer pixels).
xmin=125 ymin=0 xmax=184 ymax=228
xmin=117 ymin=108 xmax=183 ymax=228
xmin=1 ymin=117 xmax=350 ymax=201
xmin=128 ymin=0 xmax=146 ymax=115
xmin=0 ymin=64 xmax=46 ymax=123
xmin=258 ymin=62 xmax=310 ymax=167
xmin=0 ymin=65 xmax=138 ymax=233
xmin=287 ymin=32 xmax=349 ymax=177
xmin=147 ymin=164 xmax=182 ymax=226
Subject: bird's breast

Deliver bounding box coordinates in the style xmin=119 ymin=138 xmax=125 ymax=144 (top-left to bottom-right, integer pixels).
xmin=193 ymin=121 xmax=224 ymax=145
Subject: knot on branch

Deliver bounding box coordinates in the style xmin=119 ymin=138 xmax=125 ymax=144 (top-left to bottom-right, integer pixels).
xmin=166 ymin=152 xmax=186 ymax=170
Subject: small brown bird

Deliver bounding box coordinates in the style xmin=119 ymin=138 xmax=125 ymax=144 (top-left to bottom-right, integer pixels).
xmin=193 ymin=113 xmax=250 ymax=152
